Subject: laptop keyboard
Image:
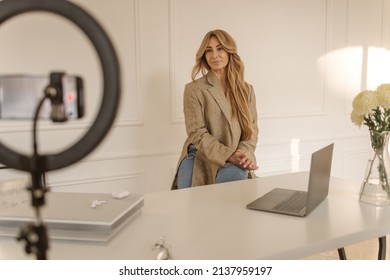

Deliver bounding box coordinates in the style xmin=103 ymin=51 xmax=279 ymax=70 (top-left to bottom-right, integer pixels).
xmin=272 ymin=191 xmax=307 ymax=213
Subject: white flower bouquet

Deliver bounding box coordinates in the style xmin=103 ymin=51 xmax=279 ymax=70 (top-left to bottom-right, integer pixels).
xmin=351 ymin=84 xmax=390 ymax=135
xmin=351 ymin=84 xmax=390 ymax=205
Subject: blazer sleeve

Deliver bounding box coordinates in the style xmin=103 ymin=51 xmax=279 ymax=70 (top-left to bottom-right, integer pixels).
xmin=183 ymin=84 xmax=235 ymax=166
xmin=237 ymin=85 xmax=259 ymax=164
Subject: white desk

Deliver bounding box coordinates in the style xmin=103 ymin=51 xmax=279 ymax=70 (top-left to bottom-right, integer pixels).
xmin=1 ymin=172 xmax=390 ymax=260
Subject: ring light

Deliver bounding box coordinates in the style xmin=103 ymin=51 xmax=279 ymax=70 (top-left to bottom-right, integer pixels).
xmin=0 ymin=0 xmax=121 ymax=172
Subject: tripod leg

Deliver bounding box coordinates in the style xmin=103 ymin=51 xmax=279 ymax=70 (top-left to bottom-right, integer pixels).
xmin=378 ymin=236 xmax=386 ymax=260
xmin=337 ymin=247 xmax=347 ymax=260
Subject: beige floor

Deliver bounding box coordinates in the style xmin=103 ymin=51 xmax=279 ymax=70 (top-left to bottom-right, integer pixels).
xmin=303 ymin=235 xmax=390 ymax=260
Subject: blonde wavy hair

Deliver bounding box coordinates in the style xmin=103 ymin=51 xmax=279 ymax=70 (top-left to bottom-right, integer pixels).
xmin=191 ymin=29 xmax=253 ymax=140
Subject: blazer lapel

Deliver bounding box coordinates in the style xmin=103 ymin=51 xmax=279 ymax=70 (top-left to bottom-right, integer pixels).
xmin=206 ymin=71 xmax=232 ymax=123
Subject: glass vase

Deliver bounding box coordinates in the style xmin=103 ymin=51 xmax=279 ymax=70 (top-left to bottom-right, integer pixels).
xmin=359 ymin=131 xmax=390 ymax=206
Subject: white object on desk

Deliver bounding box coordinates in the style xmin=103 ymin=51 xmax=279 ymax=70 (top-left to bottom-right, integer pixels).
xmin=90 ymin=200 xmax=107 ymax=209
xmin=112 ymin=191 xmax=130 ymax=199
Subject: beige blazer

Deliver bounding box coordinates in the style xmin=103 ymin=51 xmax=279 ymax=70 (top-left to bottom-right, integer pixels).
xmin=171 ymin=71 xmax=258 ymax=189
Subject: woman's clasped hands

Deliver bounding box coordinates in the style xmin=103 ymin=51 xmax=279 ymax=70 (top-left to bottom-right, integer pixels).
xmin=227 ymin=150 xmax=258 ymax=171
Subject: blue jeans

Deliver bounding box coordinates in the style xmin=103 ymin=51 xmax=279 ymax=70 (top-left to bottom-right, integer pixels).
xmin=177 ymin=145 xmax=248 ymax=189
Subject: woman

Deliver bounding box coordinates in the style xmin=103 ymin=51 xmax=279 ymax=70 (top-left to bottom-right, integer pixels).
xmin=172 ymin=29 xmax=259 ymax=189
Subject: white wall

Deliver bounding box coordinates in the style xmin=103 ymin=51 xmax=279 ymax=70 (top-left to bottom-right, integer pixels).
xmin=0 ymin=0 xmax=388 ymax=194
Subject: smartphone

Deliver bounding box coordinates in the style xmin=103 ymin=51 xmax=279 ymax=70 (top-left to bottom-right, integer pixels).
xmin=0 ymin=74 xmax=84 ymax=120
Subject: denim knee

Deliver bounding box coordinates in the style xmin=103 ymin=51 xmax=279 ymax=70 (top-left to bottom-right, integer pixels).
xmin=216 ymin=164 xmax=248 ymax=184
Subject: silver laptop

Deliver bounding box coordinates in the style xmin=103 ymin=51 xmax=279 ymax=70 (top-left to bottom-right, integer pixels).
xmin=0 ymin=191 xmax=144 ymax=242
xmin=247 ymin=143 xmax=333 ymax=217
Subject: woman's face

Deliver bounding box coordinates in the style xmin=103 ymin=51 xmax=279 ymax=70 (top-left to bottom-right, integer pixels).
xmin=204 ymin=36 xmax=229 ymax=73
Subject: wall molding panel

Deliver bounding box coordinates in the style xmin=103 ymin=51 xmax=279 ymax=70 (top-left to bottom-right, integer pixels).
xmin=168 ymin=0 xmax=182 ymax=124
xmin=169 ymin=0 xmax=329 ymax=122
